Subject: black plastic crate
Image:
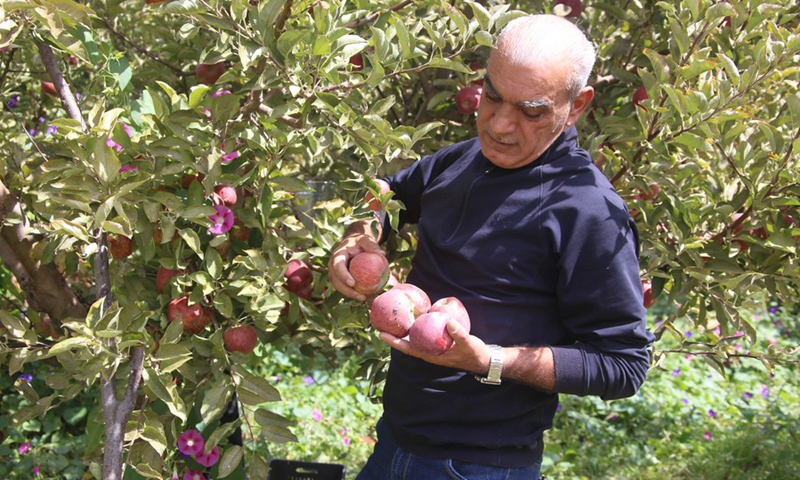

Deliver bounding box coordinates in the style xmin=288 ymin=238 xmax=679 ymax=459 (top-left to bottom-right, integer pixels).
xmin=266 ymin=459 xmax=346 ymax=480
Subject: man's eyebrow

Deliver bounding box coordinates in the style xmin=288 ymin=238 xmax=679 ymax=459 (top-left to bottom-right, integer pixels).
xmin=483 ymin=75 xmax=552 ymax=110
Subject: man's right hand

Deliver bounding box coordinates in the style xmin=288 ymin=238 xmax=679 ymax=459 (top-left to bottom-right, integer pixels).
xmin=328 ymin=221 xmax=384 ymax=302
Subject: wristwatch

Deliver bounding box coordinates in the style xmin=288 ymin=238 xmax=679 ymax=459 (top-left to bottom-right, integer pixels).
xmin=474 ymin=344 xmax=503 ymax=385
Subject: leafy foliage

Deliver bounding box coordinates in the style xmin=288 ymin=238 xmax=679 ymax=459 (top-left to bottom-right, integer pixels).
xmin=0 ymin=0 xmax=798 ymax=478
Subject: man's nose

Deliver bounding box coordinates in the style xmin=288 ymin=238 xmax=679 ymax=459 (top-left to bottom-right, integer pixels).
xmin=488 ymin=103 xmax=517 ymax=135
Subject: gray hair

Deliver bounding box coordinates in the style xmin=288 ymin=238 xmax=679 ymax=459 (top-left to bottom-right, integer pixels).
xmin=496 ymin=14 xmax=596 ymax=100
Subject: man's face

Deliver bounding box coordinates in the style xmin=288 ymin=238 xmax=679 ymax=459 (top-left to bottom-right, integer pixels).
xmin=477 ymin=52 xmax=579 ymax=169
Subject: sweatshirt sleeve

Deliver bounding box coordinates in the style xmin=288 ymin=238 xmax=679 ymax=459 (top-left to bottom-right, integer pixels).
xmin=549 ymin=193 xmax=654 ymax=400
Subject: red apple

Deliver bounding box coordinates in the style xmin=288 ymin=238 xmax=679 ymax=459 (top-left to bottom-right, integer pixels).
xmin=195 ymin=62 xmax=227 ymax=85
xmin=349 ymin=53 xmax=364 ymax=71
xmin=390 ymin=283 xmax=431 ymax=317
xmin=284 ymin=259 xmax=313 ymax=294
xmin=370 ymin=288 xmax=417 ymax=337
xmin=108 ymin=235 xmax=133 ymax=259
xmin=348 ymin=251 xmax=390 ymax=295
xmin=637 ymin=183 xmax=660 ymax=200
xmin=428 ymin=296 xmax=471 ymax=332
xmin=455 ymin=85 xmax=482 ymax=115
xmin=364 ymin=179 xmax=391 ymax=211
xmin=213 ymin=185 xmax=238 ymax=206
xmin=67 ymin=55 xmax=78 ymax=66
xmin=156 ymin=267 xmax=181 ymax=292
xmin=167 ymin=296 xmax=211 ymax=334
xmin=633 ymin=86 xmax=649 ymax=109
xmin=554 ymin=0 xmax=584 ymax=18
xmin=409 ymin=312 xmax=454 ymax=355
xmin=641 ymin=279 xmax=654 ymax=309
xmin=223 ymin=325 xmax=259 ymax=354
xmin=41 ymin=81 xmax=57 ymax=97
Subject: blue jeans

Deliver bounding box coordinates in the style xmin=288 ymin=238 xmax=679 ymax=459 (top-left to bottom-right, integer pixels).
xmin=355 ymin=420 xmax=543 ymax=480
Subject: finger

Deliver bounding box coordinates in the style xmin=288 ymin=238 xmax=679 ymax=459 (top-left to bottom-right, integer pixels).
xmin=329 ymin=250 xmax=356 ymax=287
xmin=356 ymin=235 xmax=383 ymax=253
xmin=446 ymin=319 xmax=467 ymax=341
xmin=379 ymin=332 xmax=411 ymax=354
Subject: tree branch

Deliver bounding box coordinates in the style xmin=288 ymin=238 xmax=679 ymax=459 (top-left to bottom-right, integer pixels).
xmin=100 ymin=17 xmax=187 ymax=77
xmin=35 ymin=40 xmax=86 ymax=131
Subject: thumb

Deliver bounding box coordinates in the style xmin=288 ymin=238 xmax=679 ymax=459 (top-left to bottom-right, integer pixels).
xmin=446 ymin=319 xmax=468 ymax=341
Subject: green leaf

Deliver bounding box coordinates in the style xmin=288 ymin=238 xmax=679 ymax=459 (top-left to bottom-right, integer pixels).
xmin=109 ymin=56 xmax=132 ymax=91
xmin=0 ymin=310 xmax=29 ymax=337
xmin=91 ymin=137 xmax=120 ymax=185
xmin=236 ymin=369 xmax=281 ymax=404
xmin=163 ymin=0 xmax=205 ymax=14
xmin=142 ymin=368 xmax=187 ymax=422
xmin=178 ymin=228 xmax=204 ymax=258
xmin=201 ymin=382 xmax=232 ymax=424
xmin=140 ymin=420 xmax=168 ymax=456
xmin=253 ymin=408 xmax=297 ymax=443
xmin=218 ymin=445 xmax=244 ymax=478
xmin=669 ymin=20 xmax=690 ymax=57
xmin=48 ymin=337 xmax=90 ymax=356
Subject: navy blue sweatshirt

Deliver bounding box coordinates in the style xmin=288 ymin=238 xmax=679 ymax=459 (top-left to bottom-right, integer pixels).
xmin=380 ymin=127 xmax=654 ymax=467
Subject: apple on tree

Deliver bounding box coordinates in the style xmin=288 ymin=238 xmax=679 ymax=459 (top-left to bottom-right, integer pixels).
xmin=364 ymin=179 xmax=391 ymax=211
xmin=284 ymin=259 xmax=313 ymax=295
xmin=41 ymin=80 xmax=57 ymax=97
xmin=223 ymin=325 xmax=259 ymax=354
xmin=455 ymin=85 xmax=482 ymax=115
xmin=168 ymin=296 xmax=211 ymax=334
xmin=108 ymin=234 xmax=133 ymax=259
xmin=156 ymin=267 xmax=182 ymax=293
xmin=349 ymin=53 xmax=364 ymax=71
xmin=195 ymin=62 xmax=227 ymax=85
xmin=633 ymin=86 xmax=649 ymax=109
xmin=553 ymin=0 xmax=584 ymax=18
xmin=641 ymin=278 xmax=655 ymax=309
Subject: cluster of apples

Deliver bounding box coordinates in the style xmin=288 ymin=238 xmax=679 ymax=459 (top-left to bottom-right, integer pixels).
xmin=369 ymin=284 xmax=471 ymax=356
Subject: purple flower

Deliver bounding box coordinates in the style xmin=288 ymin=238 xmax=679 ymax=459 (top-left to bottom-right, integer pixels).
xmin=703 ymin=431 xmax=713 ymax=441
xmin=743 ymin=392 xmax=753 ymax=400
xmin=106 ymin=137 xmax=122 ymax=152
xmin=311 ymin=409 xmax=323 ymax=421
xmin=183 ymin=472 xmax=205 ymax=480
xmin=681 ymin=398 xmax=689 ymax=405
xmin=343 ymin=436 xmax=351 ymax=446
xmin=29 ymin=128 xmax=37 ymax=136
xmin=768 ymin=305 xmax=779 ymax=314
xmin=221 ymin=150 xmax=239 ymax=163
xmin=734 ymin=331 xmax=744 ymax=337
xmin=708 ymin=409 xmax=716 ymax=419
xmin=122 ymin=122 xmax=133 ymax=137
xmin=32 ymin=465 xmax=40 ymax=475
xmin=46 ymin=125 xmax=58 ymax=135
xmin=684 ymin=330 xmax=693 ymax=338
xmin=76 ymin=93 xmax=83 ymax=100
xmin=302 ymin=376 xmax=315 ymax=386
xmin=671 ymin=368 xmax=681 ymax=376
xmin=38 ymin=116 xmax=46 ymax=124
xmin=194 ymin=446 xmax=220 ymax=467
xmin=607 ymin=412 xmax=620 ymax=421
xmin=760 ymin=385 xmax=769 ymax=399
xmin=7 ymin=95 xmax=19 ymax=108
xmin=556 ymin=404 xmax=562 ymax=411
xmin=18 ymin=373 xmax=33 ymax=383
xmin=18 ymin=442 xmax=30 ymax=455
xmin=208 ymin=205 xmax=234 ymax=234
xmin=212 ymin=89 xmax=231 ymax=98
xmin=177 ymin=429 xmax=204 ymax=457
xmin=119 ymin=164 xmax=138 ymax=173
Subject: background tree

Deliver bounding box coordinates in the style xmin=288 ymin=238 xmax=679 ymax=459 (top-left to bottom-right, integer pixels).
xmin=0 ymin=0 xmax=797 ymax=478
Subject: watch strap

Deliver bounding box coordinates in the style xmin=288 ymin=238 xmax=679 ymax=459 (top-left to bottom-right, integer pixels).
xmin=474 ymin=344 xmax=503 ymax=385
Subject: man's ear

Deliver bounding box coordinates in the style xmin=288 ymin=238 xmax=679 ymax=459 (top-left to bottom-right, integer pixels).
xmin=566 ymin=86 xmax=594 ymax=126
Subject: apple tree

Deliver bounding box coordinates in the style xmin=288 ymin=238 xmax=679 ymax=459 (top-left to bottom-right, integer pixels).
xmin=0 ymin=0 xmax=798 ymax=479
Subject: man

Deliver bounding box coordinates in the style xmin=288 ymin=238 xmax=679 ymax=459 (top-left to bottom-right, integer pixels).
xmin=329 ymin=14 xmax=654 ymax=480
